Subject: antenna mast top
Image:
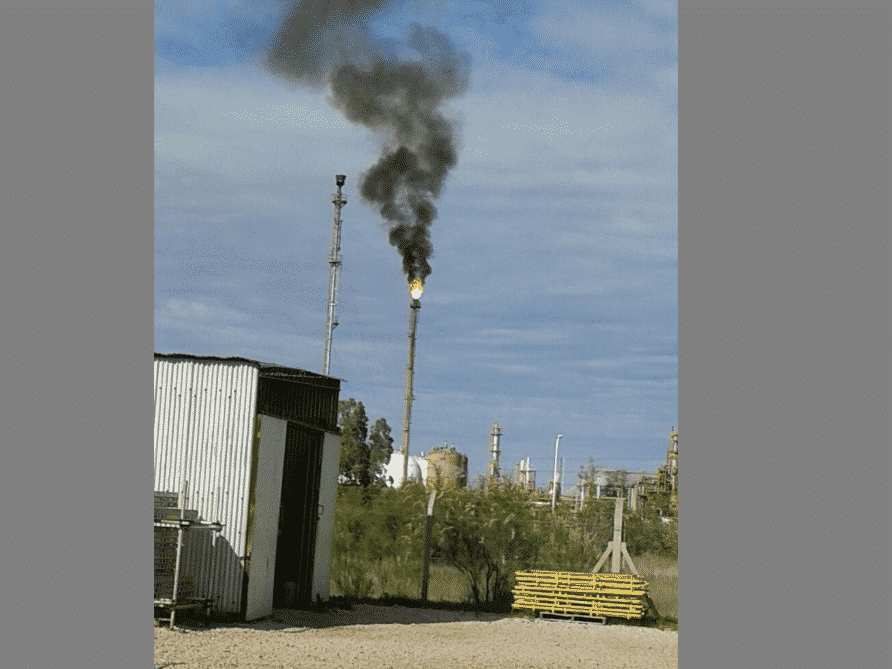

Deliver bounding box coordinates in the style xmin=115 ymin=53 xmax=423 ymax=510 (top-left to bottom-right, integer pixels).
xmin=323 ymin=174 xmax=347 ymax=376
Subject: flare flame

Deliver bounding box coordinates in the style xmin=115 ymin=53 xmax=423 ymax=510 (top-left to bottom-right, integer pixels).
xmin=409 ymin=277 xmax=423 ymax=300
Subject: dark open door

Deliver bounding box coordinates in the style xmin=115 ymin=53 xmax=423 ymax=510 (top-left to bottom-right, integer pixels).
xmin=273 ymin=422 xmax=323 ymax=608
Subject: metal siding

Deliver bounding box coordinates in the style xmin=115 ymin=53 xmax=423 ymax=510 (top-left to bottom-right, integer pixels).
xmin=256 ymin=378 xmax=339 ymax=433
xmin=245 ymin=415 xmax=287 ymax=621
xmin=312 ymin=431 xmax=341 ymax=601
xmin=154 ymin=357 xmax=259 ymax=616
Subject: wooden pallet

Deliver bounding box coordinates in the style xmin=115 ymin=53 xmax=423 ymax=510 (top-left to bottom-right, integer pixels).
xmin=538 ymin=611 xmax=606 ymax=625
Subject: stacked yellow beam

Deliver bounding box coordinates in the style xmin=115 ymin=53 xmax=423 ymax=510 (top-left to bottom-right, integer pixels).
xmin=512 ymin=570 xmax=649 ymax=619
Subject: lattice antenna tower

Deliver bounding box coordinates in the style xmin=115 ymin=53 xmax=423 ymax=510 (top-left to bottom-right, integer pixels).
xmin=322 ymin=175 xmax=347 ymax=376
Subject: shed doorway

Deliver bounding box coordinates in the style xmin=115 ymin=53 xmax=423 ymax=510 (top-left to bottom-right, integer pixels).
xmin=273 ymin=422 xmax=323 ymax=608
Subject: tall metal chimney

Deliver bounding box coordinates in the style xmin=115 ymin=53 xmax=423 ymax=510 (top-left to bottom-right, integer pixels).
xmin=560 ymin=457 xmax=564 ymax=500
xmin=526 ymin=456 xmax=534 ymax=488
xmin=488 ymin=422 xmax=502 ymax=480
xmin=400 ymin=288 xmax=422 ymax=485
xmin=322 ymin=175 xmax=347 ymax=376
xmin=551 ymin=434 xmax=562 ymax=510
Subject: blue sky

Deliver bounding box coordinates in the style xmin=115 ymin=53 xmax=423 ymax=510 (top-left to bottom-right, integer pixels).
xmin=154 ymin=0 xmax=677 ymax=484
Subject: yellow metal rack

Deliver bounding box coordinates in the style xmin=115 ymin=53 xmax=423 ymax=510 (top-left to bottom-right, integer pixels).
xmin=512 ymin=497 xmax=659 ymax=621
xmin=512 ymin=570 xmax=649 ymax=619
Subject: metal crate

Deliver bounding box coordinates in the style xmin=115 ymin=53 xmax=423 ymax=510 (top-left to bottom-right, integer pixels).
xmin=153 ymin=489 xmax=222 ymax=628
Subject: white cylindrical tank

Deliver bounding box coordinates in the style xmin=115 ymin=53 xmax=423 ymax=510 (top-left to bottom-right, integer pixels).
xmin=384 ymin=453 xmax=429 ymax=487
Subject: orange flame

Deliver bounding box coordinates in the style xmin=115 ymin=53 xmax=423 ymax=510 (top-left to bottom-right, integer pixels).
xmin=409 ymin=277 xmax=423 ymax=299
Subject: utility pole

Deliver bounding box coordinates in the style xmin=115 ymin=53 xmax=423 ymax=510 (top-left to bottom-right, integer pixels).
xmin=322 ymin=175 xmax=347 ymax=376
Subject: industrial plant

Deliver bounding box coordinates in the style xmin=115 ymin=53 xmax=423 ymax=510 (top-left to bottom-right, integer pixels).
xmin=493 ymin=427 xmax=680 ymax=516
xmin=393 ymin=419 xmax=680 ymax=517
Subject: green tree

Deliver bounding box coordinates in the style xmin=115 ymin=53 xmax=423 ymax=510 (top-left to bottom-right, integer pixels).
xmin=367 ymin=417 xmax=395 ymax=487
xmin=338 ymin=399 xmax=396 ymax=491
xmin=330 ymin=483 xmax=429 ymax=598
xmin=433 ymin=480 xmax=539 ymax=604
xmin=338 ymin=398 xmax=369 ymax=487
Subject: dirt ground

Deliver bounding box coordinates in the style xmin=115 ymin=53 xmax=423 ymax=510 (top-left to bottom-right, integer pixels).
xmin=154 ymin=605 xmax=678 ymax=669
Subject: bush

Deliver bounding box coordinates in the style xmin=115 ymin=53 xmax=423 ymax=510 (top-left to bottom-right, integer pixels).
xmin=329 ymin=482 xmax=678 ymax=605
xmin=432 ymin=480 xmax=539 ymax=604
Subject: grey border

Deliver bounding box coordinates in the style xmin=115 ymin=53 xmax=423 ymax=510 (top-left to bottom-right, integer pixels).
xmin=3 ymin=1 xmax=888 ymax=668
xmin=680 ymin=3 xmax=888 ymax=669
xmin=2 ymin=3 xmax=152 ymax=668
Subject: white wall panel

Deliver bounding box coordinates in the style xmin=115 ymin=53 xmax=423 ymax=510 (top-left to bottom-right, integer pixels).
xmin=312 ymin=431 xmax=341 ymax=602
xmin=154 ymin=357 xmax=259 ymax=615
xmin=244 ymin=415 xmax=287 ymax=621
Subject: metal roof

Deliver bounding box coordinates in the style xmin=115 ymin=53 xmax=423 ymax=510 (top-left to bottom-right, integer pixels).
xmin=154 ymin=352 xmax=342 ymax=386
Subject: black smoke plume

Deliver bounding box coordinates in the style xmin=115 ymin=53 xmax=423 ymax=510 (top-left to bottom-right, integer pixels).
xmin=260 ymin=1 xmax=469 ymax=284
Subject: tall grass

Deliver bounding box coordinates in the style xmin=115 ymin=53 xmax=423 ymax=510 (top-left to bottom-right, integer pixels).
xmin=633 ymin=552 xmax=678 ymax=620
xmin=331 ymin=553 xmax=677 ymax=622
xmin=327 ymin=484 xmax=678 ymax=624
xmin=330 ymin=558 xmax=470 ymax=602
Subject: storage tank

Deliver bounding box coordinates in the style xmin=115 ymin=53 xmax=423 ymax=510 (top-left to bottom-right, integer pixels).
xmin=383 ymin=452 xmax=429 ymax=487
xmin=425 ymin=443 xmax=468 ymax=490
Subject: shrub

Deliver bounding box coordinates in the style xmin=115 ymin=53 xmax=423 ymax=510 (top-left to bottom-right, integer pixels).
xmin=329 ymin=482 xmax=679 ymax=605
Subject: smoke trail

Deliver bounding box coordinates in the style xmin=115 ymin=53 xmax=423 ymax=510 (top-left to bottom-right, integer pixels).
xmin=260 ymin=1 xmax=469 ymax=284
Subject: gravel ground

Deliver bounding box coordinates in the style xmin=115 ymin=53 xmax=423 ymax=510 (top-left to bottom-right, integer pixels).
xmin=154 ymin=605 xmax=677 ymax=669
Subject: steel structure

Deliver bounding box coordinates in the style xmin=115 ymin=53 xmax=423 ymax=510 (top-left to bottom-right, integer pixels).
xmin=551 ymin=435 xmax=562 ymax=509
xmin=400 ymin=289 xmax=422 ymax=485
xmin=154 ymin=486 xmax=223 ymax=629
xmin=487 ymin=421 xmax=502 ymax=480
xmin=667 ymin=427 xmax=678 ymax=492
xmin=514 ymin=457 xmax=536 ymax=488
xmin=322 ymin=175 xmax=347 ymax=376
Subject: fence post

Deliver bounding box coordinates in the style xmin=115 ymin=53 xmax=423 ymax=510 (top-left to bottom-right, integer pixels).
xmin=420 ymin=491 xmax=437 ymax=604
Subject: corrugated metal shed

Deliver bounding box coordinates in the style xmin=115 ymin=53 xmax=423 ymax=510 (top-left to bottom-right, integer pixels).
xmin=153 ymin=353 xmax=341 ymax=621
xmin=154 ymin=356 xmax=259 ymax=615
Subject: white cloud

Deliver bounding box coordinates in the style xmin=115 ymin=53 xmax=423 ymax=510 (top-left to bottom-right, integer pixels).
xmin=528 ymin=6 xmax=675 ymax=53
xmin=571 ymin=168 xmax=669 ymax=186
xmin=220 ymin=104 xmax=353 ymax=131
xmin=453 ymin=327 xmax=570 ymax=346
xmin=485 ymin=362 xmax=539 ymax=374
xmin=154 ymin=0 xmax=217 ymax=41
xmin=632 ymin=0 xmax=679 ymax=20
xmin=553 ymin=229 xmax=677 ymax=261
xmin=653 ymin=65 xmax=678 ymax=91
xmin=158 ymin=297 xmax=250 ymax=326
xmin=579 ymin=354 xmax=677 ymax=370
xmin=616 ymin=216 xmax=646 ymax=232
xmin=449 ymin=67 xmax=674 ymax=186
